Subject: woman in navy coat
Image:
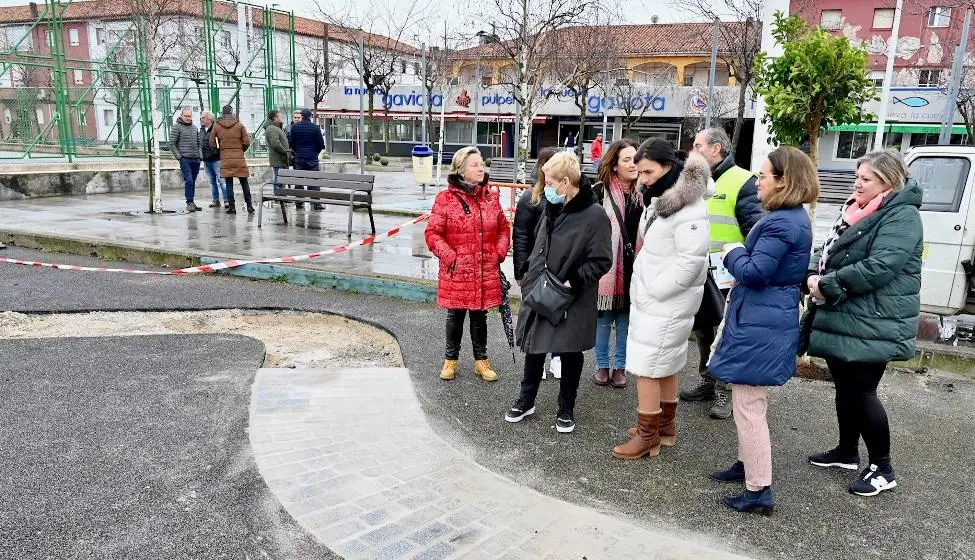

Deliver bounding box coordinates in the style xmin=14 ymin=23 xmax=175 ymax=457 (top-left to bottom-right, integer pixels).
xmin=706 ymin=146 xmax=819 ymax=515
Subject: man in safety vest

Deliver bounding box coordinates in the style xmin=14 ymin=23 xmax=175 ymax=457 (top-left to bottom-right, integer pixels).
xmin=681 ymin=127 xmax=764 ymax=419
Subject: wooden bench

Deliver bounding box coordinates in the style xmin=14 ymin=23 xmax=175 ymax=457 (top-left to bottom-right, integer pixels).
xmin=818 ymin=169 xmax=855 ymax=204
xmin=258 ymin=169 xmax=376 ymax=239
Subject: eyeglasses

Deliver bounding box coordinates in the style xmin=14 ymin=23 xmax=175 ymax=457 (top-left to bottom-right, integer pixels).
xmin=757 ymin=172 xmax=782 ymax=180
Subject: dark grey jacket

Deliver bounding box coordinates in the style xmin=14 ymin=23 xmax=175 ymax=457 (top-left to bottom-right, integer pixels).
xmin=516 ymin=182 xmax=613 ymax=354
xmin=170 ymin=117 xmax=202 ymax=160
xmin=200 ymin=125 xmax=220 ymax=162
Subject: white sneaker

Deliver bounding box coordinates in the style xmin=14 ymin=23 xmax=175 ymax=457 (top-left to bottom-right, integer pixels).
xmin=549 ymin=356 xmax=562 ymax=379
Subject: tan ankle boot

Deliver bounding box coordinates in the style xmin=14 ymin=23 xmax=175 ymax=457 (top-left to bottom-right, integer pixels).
xmin=613 ymin=411 xmax=661 ymax=460
xmin=440 ymin=359 xmax=459 ymax=380
xmin=474 ymin=359 xmax=498 ymax=381
xmin=659 ymin=400 xmax=678 ymax=446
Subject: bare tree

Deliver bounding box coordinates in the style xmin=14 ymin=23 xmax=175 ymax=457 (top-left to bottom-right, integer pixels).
xmin=0 ymin=35 xmax=44 ymax=143
xmin=954 ymin=65 xmax=975 ymax=142
xmin=301 ymin=44 xmax=330 ymax=112
xmin=472 ymin=0 xmax=592 ymax=180
xmin=550 ymin=20 xmax=620 ymax=162
xmin=608 ymin=71 xmax=674 ymax=138
xmin=319 ymin=0 xmax=426 ymax=158
xmin=677 ymin=0 xmax=762 ymax=149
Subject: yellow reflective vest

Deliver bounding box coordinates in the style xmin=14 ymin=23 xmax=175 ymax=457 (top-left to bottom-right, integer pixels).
xmin=706 ymin=165 xmax=755 ymax=253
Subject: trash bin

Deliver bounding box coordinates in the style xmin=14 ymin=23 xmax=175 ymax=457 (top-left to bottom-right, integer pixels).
xmin=411 ymin=144 xmax=434 ymax=185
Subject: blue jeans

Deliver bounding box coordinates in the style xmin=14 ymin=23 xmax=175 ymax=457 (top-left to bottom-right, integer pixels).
xmin=595 ymin=311 xmax=629 ymax=369
xmin=204 ymin=159 xmax=227 ymax=202
xmin=179 ymin=157 xmax=201 ymax=203
xmin=272 ymin=166 xmax=281 ymax=185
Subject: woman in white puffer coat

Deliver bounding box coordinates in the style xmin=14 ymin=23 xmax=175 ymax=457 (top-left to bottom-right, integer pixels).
xmin=613 ymin=141 xmax=711 ymax=460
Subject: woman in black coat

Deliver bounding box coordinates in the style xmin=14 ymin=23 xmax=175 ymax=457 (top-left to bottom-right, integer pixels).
xmin=505 ymin=152 xmax=613 ymax=434
xmin=513 ymin=147 xmax=562 ymax=378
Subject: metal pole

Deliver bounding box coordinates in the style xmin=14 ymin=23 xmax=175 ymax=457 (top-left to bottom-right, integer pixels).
xmin=705 ymin=17 xmax=719 ymax=129
xmin=358 ymin=29 xmax=366 ymax=175
xmin=601 ymin=56 xmax=610 ymax=143
xmin=421 ymin=43 xmax=427 ymax=144
xmin=940 ymin=8 xmax=972 ymax=145
xmin=513 ymin=90 xmax=521 ymax=181
xmin=874 ymin=0 xmax=904 ymax=150
xmin=473 ymin=57 xmax=480 ymax=146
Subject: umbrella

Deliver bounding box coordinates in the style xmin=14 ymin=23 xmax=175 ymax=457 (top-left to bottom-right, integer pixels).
xmin=497 ymin=267 xmax=517 ymax=364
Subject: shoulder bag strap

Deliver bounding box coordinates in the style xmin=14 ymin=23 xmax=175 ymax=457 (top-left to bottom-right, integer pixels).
xmin=605 ymin=188 xmax=634 ymax=259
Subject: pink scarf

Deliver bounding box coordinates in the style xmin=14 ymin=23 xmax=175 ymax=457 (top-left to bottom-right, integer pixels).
xmin=819 ymin=190 xmax=889 ymax=273
xmin=843 ymin=190 xmax=889 ymax=226
xmin=597 ymin=178 xmax=631 ymax=311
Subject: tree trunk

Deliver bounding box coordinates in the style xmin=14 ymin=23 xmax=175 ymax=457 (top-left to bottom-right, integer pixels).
xmin=732 ymin=80 xmax=747 ymax=149
xmin=383 ymin=105 xmax=390 ymax=155
xmin=149 ymin=63 xmax=162 ymax=213
xmin=366 ymin=91 xmax=376 ymax=158
xmin=807 ymin=130 xmax=819 ymax=226
xmin=576 ymin=90 xmax=587 ymax=164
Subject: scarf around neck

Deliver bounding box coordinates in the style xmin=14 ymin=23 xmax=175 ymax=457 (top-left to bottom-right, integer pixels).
xmin=819 ymin=190 xmax=890 ymax=273
xmin=598 ymin=177 xmax=634 ymax=311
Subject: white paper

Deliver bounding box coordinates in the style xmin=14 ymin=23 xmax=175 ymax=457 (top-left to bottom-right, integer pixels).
xmin=710 ymin=253 xmax=735 ymax=290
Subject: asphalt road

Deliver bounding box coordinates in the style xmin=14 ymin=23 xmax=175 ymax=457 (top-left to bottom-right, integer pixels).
xmin=1 ymin=246 xmax=973 ymax=560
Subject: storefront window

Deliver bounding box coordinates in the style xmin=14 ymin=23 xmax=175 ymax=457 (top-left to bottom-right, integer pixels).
xmin=445 ymin=121 xmax=473 ymax=144
xmin=910 ymin=132 xmax=970 ymax=147
xmin=835 ymin=131 xmax=872 ymax=159
xmin=331 ymin=119 xmax=355 ymax=141
xmin=387 ymin=121 xmax=417 ymax=142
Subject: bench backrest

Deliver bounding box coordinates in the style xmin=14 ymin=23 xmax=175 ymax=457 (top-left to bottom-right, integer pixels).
xmin=274 ymin=169 xmax=375 ymax=193
xmin=818 ymin=169 xmax=855 ymax=204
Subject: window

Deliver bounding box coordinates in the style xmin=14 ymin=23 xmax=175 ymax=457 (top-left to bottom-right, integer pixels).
xmin=35 ymin=108 xmax=44 ymax=125
xmin=73 ymin=69 xmax=83 ymax=84
xmin=3 ymin=108 xmax=11 ymax=123
xmin=910 ymin=132 xmax=969 ymax=147
xmin=68 ymin=28 xmax=80 ymax=46
xmin=873 ymin=9 xmax=894 ymax=29
xmin=683 ymin=74 xmax=694 ymax=86
xmin=400 ymin=61 xmax=407 ymax=74
xmin=103 ymin=109 xmax=114 ymax=126
xmin=78 ymin=111 xmax=86 ymax=127
xmin=219 ymin=31 xmax=231 ymax=48
xmin=928 ymin=6 xmax=952 ymax=27
xmin=414 ymin=62 xmax=421 ymax=75
xmin=387 ymin=120 xmax=417 ymax=142
xmin=820 ymin=9 xmax=843 ymax=30
xmin=330 ymin=119 xmax=355 ymax=140
xmin=95 ymin=27 xmax=106 ymax=45
xmin=871 ymin=77 xmax=884 ymax=87
xmin=910 ymin=156 xmax=970 ymax=212
xmin=835 ymin=131 xmax=872 ymax=160
xmin=918 ymin=69 xmax=941 ymax=87
xmin=445 ymin=121 xmax=473 ymax=144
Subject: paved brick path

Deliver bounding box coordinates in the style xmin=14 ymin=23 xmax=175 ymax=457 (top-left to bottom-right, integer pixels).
xmin=249 ymin=367 xmax=752 ymax=560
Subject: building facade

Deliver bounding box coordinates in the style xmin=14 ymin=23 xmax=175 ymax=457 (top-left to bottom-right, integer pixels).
xmin=791 ymin=0 xmax=973 ymax=169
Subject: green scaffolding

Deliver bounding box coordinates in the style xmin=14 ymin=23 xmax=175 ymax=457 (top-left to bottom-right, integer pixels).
xmin=0 ymin=0 xmax=297 ymax=162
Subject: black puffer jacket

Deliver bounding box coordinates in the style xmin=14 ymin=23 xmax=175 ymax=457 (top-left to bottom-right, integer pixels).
xmin=513 ymin=188 xmax=563 ymax=282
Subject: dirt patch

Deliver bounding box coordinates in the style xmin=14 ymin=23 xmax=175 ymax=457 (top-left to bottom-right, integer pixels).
xmin=0 ymin=309 xmax=402 ymax=369
xmin=795 ymin=359 xmax=832 ymax=381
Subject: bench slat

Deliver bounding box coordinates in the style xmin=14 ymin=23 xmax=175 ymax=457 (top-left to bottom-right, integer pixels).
xmin=265 ymin=187 xmax=371 ymax=203
xmin=276 ymin=170 xmax=375 ymax=183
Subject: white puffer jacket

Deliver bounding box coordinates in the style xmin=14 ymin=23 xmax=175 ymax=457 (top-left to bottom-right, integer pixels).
xmin=626 ymin=154 xmax=711 ymax=378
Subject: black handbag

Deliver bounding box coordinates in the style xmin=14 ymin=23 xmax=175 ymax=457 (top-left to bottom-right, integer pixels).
xmin=523 ymin=228 xmax=575 ymax=325
xmin=693 ymin=269 xmax=726 ymax=331
xmin=797 ymin=297 xmax=817 ymax=357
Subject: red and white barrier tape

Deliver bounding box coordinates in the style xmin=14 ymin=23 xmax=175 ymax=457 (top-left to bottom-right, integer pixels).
xmin=0 ymin=213 xmax=431 ymax=276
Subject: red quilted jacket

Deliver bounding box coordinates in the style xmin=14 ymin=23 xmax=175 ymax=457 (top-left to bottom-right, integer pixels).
xmin=425 ymin=175 xmax=511 ymax=310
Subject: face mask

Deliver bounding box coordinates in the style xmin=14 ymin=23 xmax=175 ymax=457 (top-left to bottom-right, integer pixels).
xmin=544 ymin=186 xmax=565 ymax=204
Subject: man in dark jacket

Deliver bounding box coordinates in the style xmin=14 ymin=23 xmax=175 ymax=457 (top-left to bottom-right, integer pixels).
xmin=265 ymin=110 xmax=290 ymax=186
xmin=170 ymin=107 xmax=203 ymax=212
xmin=288 ymin=108 xmax=326 ymax=210
xmin=682 ymin=127 xmax=765 ymax=419
xmin=199 ymin=111 xmax=227 ymax=209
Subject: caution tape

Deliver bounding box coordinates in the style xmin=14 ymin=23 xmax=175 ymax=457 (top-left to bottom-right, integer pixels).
xmin=0 ymin=213 xmax=431 ymax=276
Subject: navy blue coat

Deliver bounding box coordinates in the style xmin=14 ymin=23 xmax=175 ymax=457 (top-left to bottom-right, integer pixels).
xmin=288 ymin=119 xmax=325 ymax=165
xmin=708 ymin=205 xmax=813 ymax=386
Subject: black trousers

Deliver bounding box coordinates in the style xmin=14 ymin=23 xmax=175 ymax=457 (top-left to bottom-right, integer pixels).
xmin=444 ymin=309 xmax=488 ymax=360
xmin=826 ymin=358 xmax=891 ymax=468
xmin=694 ymin=326 xmax=716 ymax=376
xmin=517 ymin=352 xmax=584 ymax=416
xmin=225 ymin=177 xmax=252 ymax=206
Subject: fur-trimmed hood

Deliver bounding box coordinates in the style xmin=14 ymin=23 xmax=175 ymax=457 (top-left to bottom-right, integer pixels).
xmin=654 ymin=153 xmax=712 ymax=218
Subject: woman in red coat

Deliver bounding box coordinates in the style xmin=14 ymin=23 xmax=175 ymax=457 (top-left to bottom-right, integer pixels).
xmin=425 ymin=146 xmax=511 ymax=382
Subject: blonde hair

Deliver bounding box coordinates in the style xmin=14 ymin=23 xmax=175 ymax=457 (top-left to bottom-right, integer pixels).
xmin=530 ymin=146 xmax=561 ymax=205
xmin=858 ymin=149 xmax=909 ymax=192
xmin=450 ymin=146 xmax=481 ymax=176
xmin=541 ymin=152 xmax=581 ymax=187
xmin=763 ymin=146 xmax=820 ymax=211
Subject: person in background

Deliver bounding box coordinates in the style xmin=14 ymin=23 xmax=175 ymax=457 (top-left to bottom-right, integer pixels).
xmin=199 ymin=111 xmax=228 ymax=209
xmin=514 ymin=146 xmax=563 ymax=379
xmin=288 ymin=108 xmax=326 ymax=210
xmin=592 ymin=139 xmax=641 ymax=388
xmin=265 ymin=110 xmax=290 ymax=186
xmin=805 ymin=149 xmax=923 ymax=497
xmin=707 ymin=146 xmax=818 ymax=516
xmin=425 ymin=146 xmax=511 ymax=383
xmin=683 ymin=127 xmax=765 ymax=419
xmin=169 ymin=106 xmax=202 ymax=213
xmin=209 ymin=105 xmax=253 ymax=215
xmin=613 ymin=147 xmax=710 ymax=460
xmin=590 ymin=132 xmax=604 ymax=164
xmin=505 ymin=152 xmax=612 ymax=434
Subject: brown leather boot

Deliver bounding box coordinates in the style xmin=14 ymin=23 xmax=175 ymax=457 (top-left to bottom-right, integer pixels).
xmin=611 ymin=368 xmax=627 ymax=388
xmin=659 ymin=400 xmax=678 ymax=446
xmin=613 ymin=411 xmax=661 ymax=460
xmin=594 ymin=368 xmax=610 ymax=386
xmin=440 ymin=359 xmax=458 ymax=381
xmin=474 ymin=359 xmax=498 ymax=382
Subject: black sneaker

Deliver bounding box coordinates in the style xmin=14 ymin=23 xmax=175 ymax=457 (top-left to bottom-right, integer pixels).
xmin=504 ymin=403 xmax=535 ymax=423
xmin=680 ymin=377 xmax=716 ymax=402
xmin=808 ymin=447 xmax=860 ymax=470
xmin=555 ymin=413 xmax=575 ymax=433
xmin=849 ymin=464 xmax=897 ymax=496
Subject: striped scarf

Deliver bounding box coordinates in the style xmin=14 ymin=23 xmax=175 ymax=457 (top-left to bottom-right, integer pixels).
xmin=819 ymin=191 xmax=889 ymax=273
xmin=597 ymin=178 xmax=632 ymax=311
